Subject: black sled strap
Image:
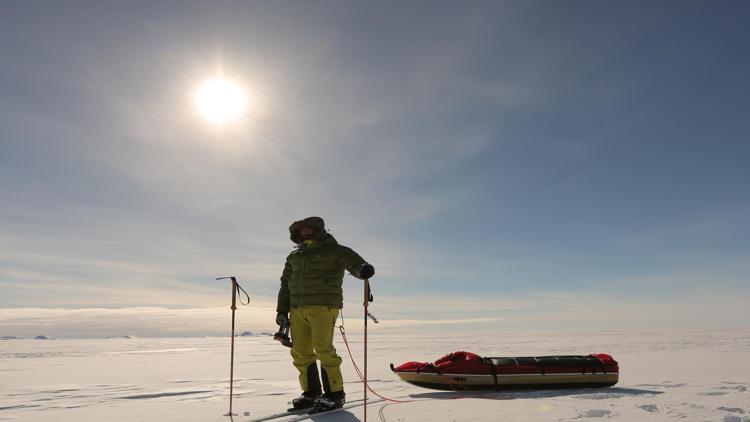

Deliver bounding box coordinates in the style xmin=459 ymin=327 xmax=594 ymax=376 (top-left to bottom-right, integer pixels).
xmin=482 ymin=358 xmax=499 ymax=391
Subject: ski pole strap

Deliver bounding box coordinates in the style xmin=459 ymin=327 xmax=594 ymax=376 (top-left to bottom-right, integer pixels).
xmin=234 ymin=281 xmax=251 ymax=306
xmin=365 ymin=279 xmax=374 ymax=303
xmin=363 ymin=280 xmax=378 ymax=323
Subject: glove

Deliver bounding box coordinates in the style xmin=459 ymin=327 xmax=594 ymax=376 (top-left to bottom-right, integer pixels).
xmin=359 ymin=263 xmax=375 ymax=279
xmin=276 ymin=312 xmax=289 ymax=327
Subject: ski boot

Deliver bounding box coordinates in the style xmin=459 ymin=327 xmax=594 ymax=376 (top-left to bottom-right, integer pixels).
xmin=287 ymin=391 xmax=321 ymax=412
xmin=309 ymin=390 xmax=345 ymax=414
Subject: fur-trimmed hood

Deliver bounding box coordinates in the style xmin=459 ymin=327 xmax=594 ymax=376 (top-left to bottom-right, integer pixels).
xmin=289 ymin=216 xmax=327 ymax=244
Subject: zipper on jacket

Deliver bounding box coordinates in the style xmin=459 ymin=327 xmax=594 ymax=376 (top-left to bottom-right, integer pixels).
xmin=300 ymin=255 xmax=307 ymax=306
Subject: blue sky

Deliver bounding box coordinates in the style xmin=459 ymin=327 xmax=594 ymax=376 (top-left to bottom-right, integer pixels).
xmin=1 ymin=1 xmax=749 ymax=337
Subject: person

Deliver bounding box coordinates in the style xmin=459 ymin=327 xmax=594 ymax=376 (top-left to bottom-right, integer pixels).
xmin=276 ymin=216 xmax=375 ymax=412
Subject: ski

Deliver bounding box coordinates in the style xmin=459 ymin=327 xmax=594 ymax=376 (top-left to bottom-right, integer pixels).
xmin=244 ymin=407 xmax=309 ymax=422
xmin=245 ymin=398 xmax=384 ymax=422
xmin=289 ymin=398 xmax=385 ymax=421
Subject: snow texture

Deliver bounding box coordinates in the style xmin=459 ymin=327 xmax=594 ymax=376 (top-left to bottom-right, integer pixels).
xmin=0 ymin=329 xmax=748 ymax=421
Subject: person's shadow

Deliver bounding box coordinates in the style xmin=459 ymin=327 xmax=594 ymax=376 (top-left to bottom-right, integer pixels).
xmin=308 ymin=410 xmax=361 ymax=421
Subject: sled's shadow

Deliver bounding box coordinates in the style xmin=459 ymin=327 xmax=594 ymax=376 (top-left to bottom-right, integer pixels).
xmin=410 ymin=386 xmax=664 ymax=401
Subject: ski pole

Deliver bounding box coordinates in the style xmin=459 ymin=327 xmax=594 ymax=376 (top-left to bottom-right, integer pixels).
xmin=363 ymin=279 xmax=368 ymax=422
xmin=363 ymin=279 xmax=374 ymax=422
xmin=217 ymin=276 xmax=250 ymax=417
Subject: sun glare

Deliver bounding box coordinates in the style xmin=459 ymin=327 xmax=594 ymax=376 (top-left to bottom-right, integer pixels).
xmin=194 ymin=78 xmax=247 ymax=124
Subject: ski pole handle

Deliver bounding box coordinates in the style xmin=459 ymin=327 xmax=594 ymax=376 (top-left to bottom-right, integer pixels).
xmin=217 ymin=277 xmax=238 ymax=310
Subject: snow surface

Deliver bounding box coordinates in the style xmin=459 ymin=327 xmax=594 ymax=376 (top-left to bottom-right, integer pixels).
xmin=1 ymin=329 xmax=748 ymax=421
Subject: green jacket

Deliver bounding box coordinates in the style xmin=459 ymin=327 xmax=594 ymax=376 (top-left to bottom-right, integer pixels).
xmin=277 ymin=234 xmax=369 ymax=313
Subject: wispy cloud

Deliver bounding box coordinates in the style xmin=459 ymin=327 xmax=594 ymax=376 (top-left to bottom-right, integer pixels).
xmin=3 ymin=287 xmax=747 ymax=339
xmin=0 ymin=304 xmax=277 ymax=339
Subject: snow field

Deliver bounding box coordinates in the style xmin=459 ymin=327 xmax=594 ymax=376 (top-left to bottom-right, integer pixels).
xmin=1 ymin=329 xmax=748 ymax=421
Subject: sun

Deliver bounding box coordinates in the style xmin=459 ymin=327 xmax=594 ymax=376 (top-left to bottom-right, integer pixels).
xmin=194 ymin=78 xmax=247 ymax=124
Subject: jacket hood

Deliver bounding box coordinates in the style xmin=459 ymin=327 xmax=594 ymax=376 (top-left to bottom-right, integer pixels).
xmin=289 ymin=216 xmax=327 ymax=244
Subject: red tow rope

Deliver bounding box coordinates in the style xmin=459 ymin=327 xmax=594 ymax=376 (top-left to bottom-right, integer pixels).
xmin=338 ymin=286 xmax=510 ymax=408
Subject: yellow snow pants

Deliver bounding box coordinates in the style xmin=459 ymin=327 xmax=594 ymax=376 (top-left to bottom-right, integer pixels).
xmin=290 ymin=305 xmax=344 ymax=393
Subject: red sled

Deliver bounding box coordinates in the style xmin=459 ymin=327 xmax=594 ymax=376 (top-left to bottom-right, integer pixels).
xmin=391 ymin=351 xmax=619 ymax=391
